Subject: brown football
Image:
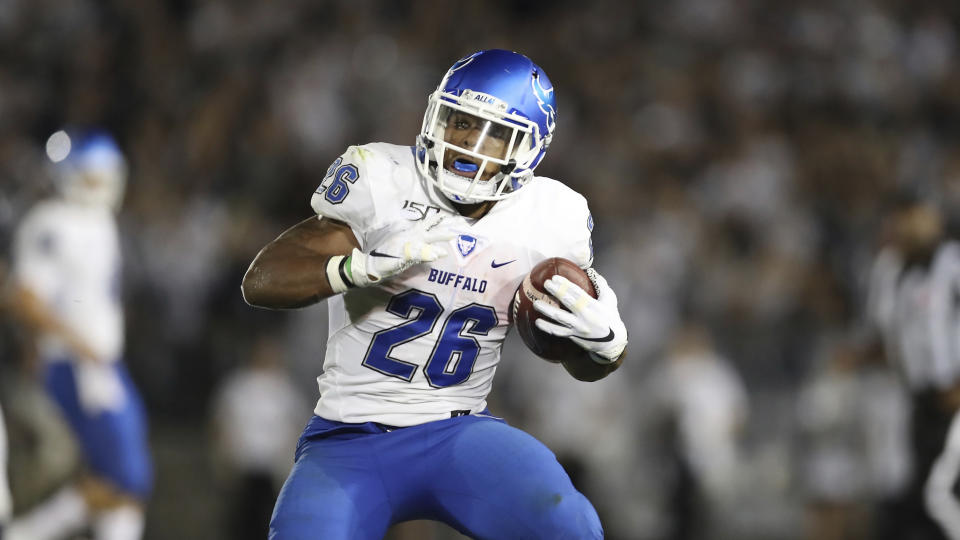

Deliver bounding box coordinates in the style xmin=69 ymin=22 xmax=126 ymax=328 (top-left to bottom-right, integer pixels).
xmin=512 ymin=257 xmax=597 ymax=363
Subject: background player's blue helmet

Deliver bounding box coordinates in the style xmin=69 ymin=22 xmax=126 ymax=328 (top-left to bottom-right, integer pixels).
xmin=46 ymin=128 xmax=128 ymax=210
xmin=416 ymin=49 xmax=557 ymax=203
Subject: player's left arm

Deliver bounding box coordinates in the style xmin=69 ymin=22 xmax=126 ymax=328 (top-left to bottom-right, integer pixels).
xmin=531 ymin=197 xmax=627 ymax=379
xmin=3 ymin=281 xmax=104 ymax=363
xmin=561 ymin=339 xmax=625 ymax=382
xmin=533 ymin=268 xmax=628 ymax=367
xmin=3 ymin=223 xmax=104 ymax=364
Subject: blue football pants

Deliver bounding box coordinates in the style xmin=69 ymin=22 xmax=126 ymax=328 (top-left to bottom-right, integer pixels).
xmin=44 ymin=361 xmax=153 ymax=499
xmin=269 ymin=413 xmax=603 ymax=539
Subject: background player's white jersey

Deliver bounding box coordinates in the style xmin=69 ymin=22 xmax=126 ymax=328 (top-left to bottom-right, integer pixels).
xmin=310 ymin=143 xmax=594 ymax=426
xmin=867 ymin=241 xmax=960 ymax=391
xmin=13 ymin=199 xmax=124 ymax=363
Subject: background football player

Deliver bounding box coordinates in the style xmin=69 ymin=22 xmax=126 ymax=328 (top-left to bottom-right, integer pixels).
xmin=242 ymin=49 xmax=628 ymax=539
xmin=4 ymin=130 xmax=152 ymax=540
xmin=866 ymin=198 xmax=960 ymax=540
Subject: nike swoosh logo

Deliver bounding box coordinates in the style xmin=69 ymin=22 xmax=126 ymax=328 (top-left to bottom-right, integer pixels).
xmin=369 ymin=250 xmax=400 ymax=259
xmin=491 ymin=259 xmax=516 ymax=268
xmin=579 ymin=328 xmax=615 ymax=343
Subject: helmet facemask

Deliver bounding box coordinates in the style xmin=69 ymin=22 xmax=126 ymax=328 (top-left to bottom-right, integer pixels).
xmin=417 ymin=91 xmax=545 ymax=204
xmin=56 ymin=166 xmax=127 ymax=210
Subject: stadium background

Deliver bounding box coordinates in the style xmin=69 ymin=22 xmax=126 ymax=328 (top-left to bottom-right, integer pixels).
xmin=1 ymin=0 xmax=959 ymax=539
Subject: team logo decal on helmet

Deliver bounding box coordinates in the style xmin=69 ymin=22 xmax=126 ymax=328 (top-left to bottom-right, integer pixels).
xmin=532 ymin=72 xmax=556 ymax=136
xmin=447 ymin=51 xmax=482 ymax=77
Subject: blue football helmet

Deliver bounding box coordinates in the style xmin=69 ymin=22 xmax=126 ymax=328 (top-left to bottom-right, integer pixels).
xmin=47 ymin=128 xmax=127 ymax=210
xmin=416 ymin=49 xmax=557 ymax=204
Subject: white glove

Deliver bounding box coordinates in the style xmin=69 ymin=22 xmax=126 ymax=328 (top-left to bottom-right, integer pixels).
xmin=533 ymin=268 xmax=628 ymax=364
xmin=349 ymin=215 xmax=453 ymax=287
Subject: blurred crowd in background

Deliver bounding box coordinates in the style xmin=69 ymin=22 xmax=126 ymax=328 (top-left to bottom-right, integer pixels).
xmin=1 ymin=0 xmax=960 ymax=539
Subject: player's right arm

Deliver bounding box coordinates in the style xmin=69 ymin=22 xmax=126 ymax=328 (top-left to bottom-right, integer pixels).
xmin=241 ymin=216 xmax=360 ymax=309
xmin=242 ymin=213 xmax=452 ymax=309
xmin=244 ymin=146 xmax=452 ymax=309
xmin=4 ymin=281 xmax=103 ymax=363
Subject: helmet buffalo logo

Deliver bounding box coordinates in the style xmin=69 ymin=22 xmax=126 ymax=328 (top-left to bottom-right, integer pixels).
xmin=447 ymin=51 xmax=482 ymax=77
xmin=531 ymin=72 xmax=556 ymax=135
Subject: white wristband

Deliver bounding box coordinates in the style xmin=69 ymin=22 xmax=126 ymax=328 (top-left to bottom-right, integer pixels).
xmin=325 ymin=255 xmax=353 ymax=294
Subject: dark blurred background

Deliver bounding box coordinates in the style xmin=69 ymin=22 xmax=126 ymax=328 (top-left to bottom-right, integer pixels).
xmin=1 ymin=1 xmax=959 ymax=539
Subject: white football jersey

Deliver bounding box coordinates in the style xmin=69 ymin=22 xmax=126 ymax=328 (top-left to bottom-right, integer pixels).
xmin=867 ymin=242 xmax=960 ymax=391
xmin=13 ymin=199 xmax=124 ymax=363
xmin=309 ymin=143 xmax=594 ymax=426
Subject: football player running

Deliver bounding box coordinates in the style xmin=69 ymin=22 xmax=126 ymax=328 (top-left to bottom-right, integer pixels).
xmin=5 ymin=130 xmax=152 ymax=540
xmin=243 ymin=49 xmax=628 ymax=539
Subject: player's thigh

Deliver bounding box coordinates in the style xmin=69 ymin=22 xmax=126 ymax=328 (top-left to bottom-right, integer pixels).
xmin=269 ymin=437 xmax=392 ymax=540
xmin=434 ymin=418 xmax=603 ymax=540
xmin=88 ymin=365 xmax=152 ymax=498
xmin=44 ymin=362 xmax=152 ymax=498
xmin=44 ymin=361 xmax=87 ymax=431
